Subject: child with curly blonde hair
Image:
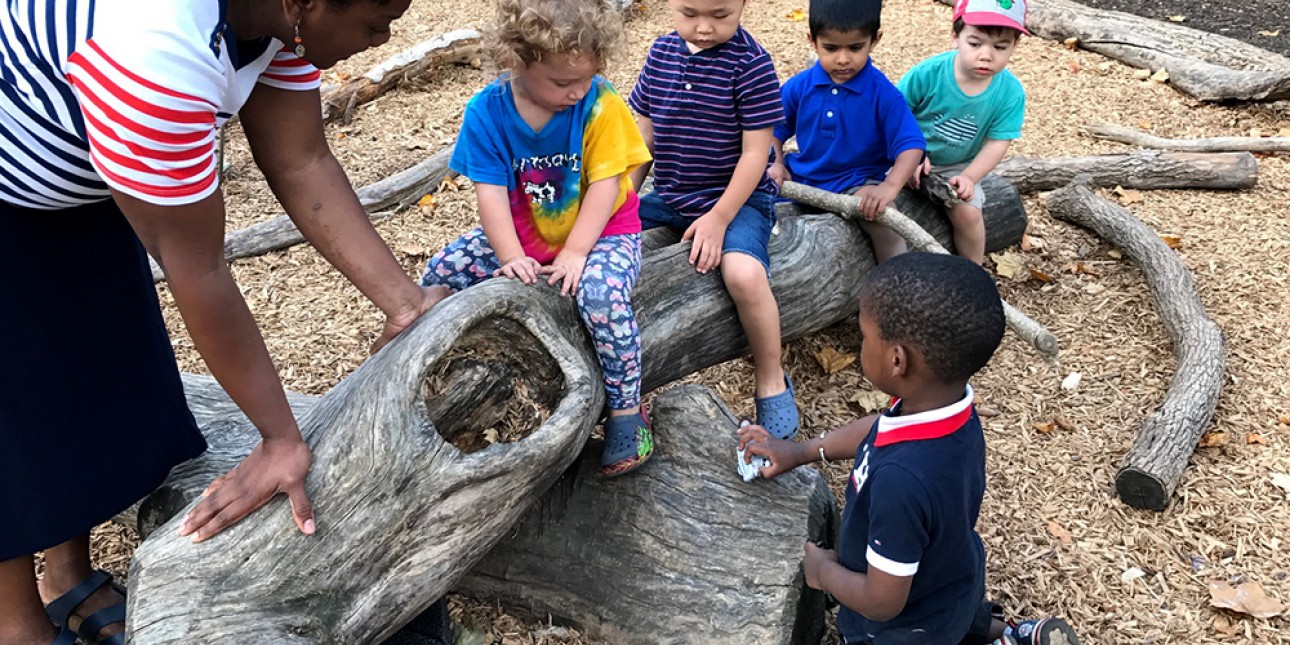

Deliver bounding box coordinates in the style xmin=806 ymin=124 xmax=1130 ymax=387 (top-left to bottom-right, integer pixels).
xmin=423 ymin=0 xmax=655 ymax=476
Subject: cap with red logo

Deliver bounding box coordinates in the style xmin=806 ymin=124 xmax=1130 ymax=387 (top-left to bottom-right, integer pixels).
xmin=952 ymin=0 xmax=1030 ymax=35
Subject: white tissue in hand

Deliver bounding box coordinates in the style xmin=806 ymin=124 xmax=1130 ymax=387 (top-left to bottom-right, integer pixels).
xmin=736 ymin=447 xmax=771 ymax=482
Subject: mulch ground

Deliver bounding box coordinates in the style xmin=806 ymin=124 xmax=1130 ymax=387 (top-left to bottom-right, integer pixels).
xmin=85 ymin=1 xmax=1290 ymax=644
xmin=1074 ymin=0 xmax=1290 ymax=56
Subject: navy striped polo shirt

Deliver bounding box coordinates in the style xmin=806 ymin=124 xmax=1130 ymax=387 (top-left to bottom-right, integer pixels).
xmin=628 ymin=27 xmax=783 ymax=216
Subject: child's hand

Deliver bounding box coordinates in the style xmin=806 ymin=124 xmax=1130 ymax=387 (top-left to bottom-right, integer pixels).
xmin=540 ymin=250 xmax=587 ymax=298
xmin=949 ymin=174 xmax=975 ymax=201
xmin=682 ymin=212 xmax=729 ymax=274
xmin=853 ymin=183 xmax=900 ymax=220
xmin=768 ymin=162 xmax=791 ymax=188
xmin=803 ymin=541 xmax=839 ymax=591
xmin=737 ymin=423 xmax=803 ymax=478
xmin=494 ymin=256 xmax=541 ymax=285
xmin=907 ymin=157 xmax=931 ymax=190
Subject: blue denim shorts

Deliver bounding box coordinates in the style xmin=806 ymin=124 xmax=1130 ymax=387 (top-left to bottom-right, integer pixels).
xmin=638 ymin=190 xmax=776 ymax=273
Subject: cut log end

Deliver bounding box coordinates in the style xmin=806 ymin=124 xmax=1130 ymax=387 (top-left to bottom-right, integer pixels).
xmin=1115 ymin=467 xmax=1169 ymax=511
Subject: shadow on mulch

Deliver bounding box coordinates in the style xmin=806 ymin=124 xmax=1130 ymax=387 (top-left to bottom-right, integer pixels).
xmin=1073 ymin=0 xmax=1290 ymax=56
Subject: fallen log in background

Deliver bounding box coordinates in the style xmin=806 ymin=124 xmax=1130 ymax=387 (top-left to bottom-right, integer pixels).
xmin=1085 ymin=123 xmax=1290 ymax=154
xmin=935 ymin=0 xmax=1290 ymax=102
xmin=321 ymin=31 xmax=482 ymax=125
xmin=1046 ymin=183 xmax=1224 ymax=511
xmin=149 ymin=146 xmax=454 ymax=282
xmin=128 ymin=188 xmax=1027 ymax=641
xmin=995 ymin=151 xmax=1259 ymax=192
xmin=458 ymin=384 xmax=838 ymax=645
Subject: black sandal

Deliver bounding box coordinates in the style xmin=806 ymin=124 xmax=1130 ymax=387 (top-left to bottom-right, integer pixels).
xmin=45 ymin=570 xmax=126 ymax=645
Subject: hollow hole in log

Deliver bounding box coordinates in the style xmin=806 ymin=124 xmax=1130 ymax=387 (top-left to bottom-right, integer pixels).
xmin=422 ymin=317 xmax=565 ymax=453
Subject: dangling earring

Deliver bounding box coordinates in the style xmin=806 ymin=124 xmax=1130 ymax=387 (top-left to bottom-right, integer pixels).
xmin=293 ymin=21 xmax=306 ymax=58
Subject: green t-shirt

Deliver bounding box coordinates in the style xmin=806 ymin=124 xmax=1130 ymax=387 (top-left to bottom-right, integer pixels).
xmin=898 ymin=51 xmax=1026 ymax=166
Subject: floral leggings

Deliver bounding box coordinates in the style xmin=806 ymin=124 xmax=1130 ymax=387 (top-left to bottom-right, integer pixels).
xmin=421 ymin=227 xmax=642 ymax=410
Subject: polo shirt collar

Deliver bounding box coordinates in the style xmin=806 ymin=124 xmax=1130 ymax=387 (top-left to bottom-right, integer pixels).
xmin=807 ymin=59 xmax=873 ymax=92
xmin=874 ymin=385 xmax=975 ymax=447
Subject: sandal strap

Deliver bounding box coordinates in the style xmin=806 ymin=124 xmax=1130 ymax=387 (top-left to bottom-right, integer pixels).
xmin=45 ymin=570 xmax=113 ymax=628
xmin=51 ymin=627 xmax=79 ymax=645
xmin=79 ymin=602 xmax=126 ymax=642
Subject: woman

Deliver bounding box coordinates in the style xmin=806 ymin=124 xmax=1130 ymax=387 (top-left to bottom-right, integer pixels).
xmin=0 ymin=1 xmax=442 ymax=643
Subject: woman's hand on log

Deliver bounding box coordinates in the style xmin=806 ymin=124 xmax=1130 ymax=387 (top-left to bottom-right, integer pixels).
xmin=179 ymin=437 xmax=315 ymax=542
xmin=737 ymin=423 xmax=807 ymax=478
xmin=371 ymin=285 xmax=452 ymax=354
xmin=540 ymin=250 xmax=587 ymax=298
xmin=682 ymin=212 xmax=729 ymax=274
xmin=802 ymin=541 xmax=839 ymax=591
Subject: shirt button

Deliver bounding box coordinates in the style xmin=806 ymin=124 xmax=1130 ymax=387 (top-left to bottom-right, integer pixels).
xmin=831 ymin=88 xmax=839 ymax=95
xmin=685 ymin=83 xmax=692 ymax=90
xmin=826 ymin=111 xmax=834 ymax=117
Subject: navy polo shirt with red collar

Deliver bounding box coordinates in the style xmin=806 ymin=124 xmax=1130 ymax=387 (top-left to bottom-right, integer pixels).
xmin=627 ymin=26 xmax=784 ymax=216
xmin=836 ymin=386 xmax=987 ymax=645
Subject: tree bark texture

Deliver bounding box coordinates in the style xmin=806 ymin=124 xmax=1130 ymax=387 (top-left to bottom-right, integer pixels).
xmin=457 ymin=384 xmax=838 ymax=645
xmin=936 ymin=0 xmax=1290 ymax=102
xmin=1046 ymin=184 xmax=1224 ymax=511
xmin=127 ymin=192 xmax=1027 ymax=642
xmin=995 ymin=151 xmax=1259 ymax=192
xmin=1085 ymin=123 xmax=1290 ymax=154
xmin=149 ymin=145 xmax=454 ymax=283
xmin=320 ymin=31 xmax=483 ymax=125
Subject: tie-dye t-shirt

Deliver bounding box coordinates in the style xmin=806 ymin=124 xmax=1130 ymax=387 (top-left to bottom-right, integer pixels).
xmin=897 ymin=51 xmax=1025 ymax=167
xmin=449 ymin=76 xmax=652 ymax=263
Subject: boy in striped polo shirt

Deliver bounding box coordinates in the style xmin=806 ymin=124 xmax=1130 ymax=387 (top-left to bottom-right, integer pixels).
xmin=628 ymin=0 xmax=800 ymax=440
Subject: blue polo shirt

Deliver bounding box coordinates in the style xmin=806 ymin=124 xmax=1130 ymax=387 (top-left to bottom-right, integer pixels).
xmin=628 ymin=27 xmax=784 ymax=216
xmin=774 ymin=60 xmax=925 ymax=194
xmin=837 ymin=386 xmax=987 ymax=645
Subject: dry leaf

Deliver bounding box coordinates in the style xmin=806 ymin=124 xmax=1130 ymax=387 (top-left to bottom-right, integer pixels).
xmin=1279 ymin=414 xmax=1290 ymax=425
xmin=1150 ymin=68 xmax=1170 ymax=83
xmin=1047 ymin=521 xmax=1073 ymax=546
xmin=1167 ymin=15 xmax=1187 ymax=22
xmin=1246 ymin=432 xmax=1268 ymax=445
xmin=1212 ymin=613 xmax=1239 ymax=635
xmin=1250 ymin=128 xmax=1264 ymax=138
xmin=1209 ymin=580 xmax=1286 ymax=619
xmin=1068 ymin=60 xmax=1081 ymax=74
xmin=1121 ymin=567 xmax=1147 ymax=583
xmin=1108 ymin=249 xmax=1123 ymax=259
xmin=1033 ymin=421 xmax=1057 ymax=434
xmin=853 ymin=390 xmax=890 ymax=412
xmin=1160 ymin=234 xmax=1184 ymax=249
xmin=483 ymin=428 xmax=500 ymax=444
xmin=1061 ymin=372 xmax=1082 ymax=391
xmin=1270 ymin=472 xmax=1290 ymax=494
xmin=785 ymin=7 xmax=806 ymax=21
xmin=1054 ymin=415 xmax=1075 ymax=431
xmin=1077 ymin=261 xmax=1100 ymax=277
xmin=1083 ymin=283 xmax=1107 ymax=295
xmin=1259 ymin=30 xmax=1281 ymax=37
xmin=1028 ymin=268 xmax=1055 ymax=283
xmin=438 ymin=175 xmax=461 ymax=192
xmin=1020 ymin=234 xmax=1047 ymax=251
xmin=416 ymin=194 xmax=436 ymax=213
xmin=1198 ymin=431 xmax=1227 ymax=448
xmin=1113 ymin=186 xmax=1144 ymax=204
xmin=1279 ymin=128 xmax=1290 ymax=138
xmin=815 ymin=346 xmax=857 ymax=375
xmin=1133 ymin=68 xmax=1152 ymax=80
xmin=1062 ymin=36 xmax=1079 ymax=50
xmin=990 ymin=250 xmax=1025 ymax=280
xmin=1137 ymin=120 xmax=1154 ymax=130
xmin=977 ymin=405 xmax=1001 ymax=417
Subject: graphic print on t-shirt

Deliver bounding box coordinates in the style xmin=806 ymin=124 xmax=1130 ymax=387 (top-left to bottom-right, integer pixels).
xmin=508 ymin=152 xmax=584 ymax=249
xmin=931 ymin=112 xmax=980 ymax=147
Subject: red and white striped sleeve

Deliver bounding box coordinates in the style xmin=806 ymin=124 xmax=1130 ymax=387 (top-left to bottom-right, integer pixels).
xmin=257 ymin=47 xmax=322 ymax=91
xmin=65 ymin=38 xmax=220 ymax=206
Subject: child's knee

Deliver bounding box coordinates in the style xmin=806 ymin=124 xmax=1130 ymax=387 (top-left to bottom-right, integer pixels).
xmin=721 ymin=253 xmax=769 ymax=301
xmin=949 ymin=203 xmax=984 ymax=227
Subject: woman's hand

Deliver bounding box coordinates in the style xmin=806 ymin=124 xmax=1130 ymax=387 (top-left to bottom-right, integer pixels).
xmin=494 ymin=255 xmax=541 ymax=285
xmin=371 ymin=285 xmax=451 ymax=354
xmin=540 ymin=250 xmax=588 ymax=297
xmin=737 ymin=423 xmax=807 ymax=478
xmin=179 ymin=437 xmax=314 ymax=542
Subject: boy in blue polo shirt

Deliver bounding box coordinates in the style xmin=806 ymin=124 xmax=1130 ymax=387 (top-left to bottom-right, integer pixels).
xmin=770 ymin=0 xmax=925 ymax=263
xmin=628 ymin=0 xmax=800 ymax=440
xmin=739 ymin=253 xmax=1081 ymax=645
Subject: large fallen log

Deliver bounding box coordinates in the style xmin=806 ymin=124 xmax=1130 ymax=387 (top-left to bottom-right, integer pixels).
xmin=935 ymin=0 xmax=1290 ymax=102
xmin=995 ymin=151 xmax=1259 ymax=192
xmin=458 ymin=384 xmax=838 ymax=645
xmin=1085 ymin=123 xmax=1290 ymax=154
xmin=1046 ymin=183 xmax=1224 ymax=511
xmin=127 ymin=187 xmax=1027 ymax=642
xmin=321 ymin=31 xmax=482 ymax=125
xmin=149 ymin=146 xmax=454 ymax=282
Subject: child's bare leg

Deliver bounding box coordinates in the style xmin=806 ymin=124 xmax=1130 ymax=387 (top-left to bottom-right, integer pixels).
xmin=720 ymin=253 xmax=785 ymax=397
xmin=857 ymin=220 xmax=908 ymax=263
xmin=0 ymin=556 xmax=57 ymax=645
xmin=948 ymin=203 xmax=986 ymax=264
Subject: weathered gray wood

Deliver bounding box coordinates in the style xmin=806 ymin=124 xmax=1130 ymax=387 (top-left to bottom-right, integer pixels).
xmin=1046 ymin=183 xmax=1224 ymax=511
xmin=321 ymin=31 xmax=482 ymax=125
xmin=1085 ymin=123 xmax=1290 ymax=154
xmin=129 ymin=193 xmax=1027 ymax=642
xmin=936 ymin=0 xmax=1290 ymax=102
xmin=127 ymin=277 xmax=605 ymax=644
xmin=149 ymin=146 xmax=454 ymax=282
xmin=456 ymin=384 xmax=837 ymax=645
xmin=780 ymin=180 xmax=1059 ymax=359
xmin=995 ymin=151 xmax=1260 ymax=191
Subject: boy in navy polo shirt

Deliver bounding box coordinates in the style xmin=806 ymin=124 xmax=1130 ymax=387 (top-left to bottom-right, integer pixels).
xmin=739 ymin=253 xmax=1081 ymax=645
xmin=770 ymin=0 xmax=925 ymax=263
xmin=628 ymin=0 xmax=800 ymax=440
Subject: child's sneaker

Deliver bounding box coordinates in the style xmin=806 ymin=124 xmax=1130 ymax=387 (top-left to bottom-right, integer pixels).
xmin=754 ymin=373 xmax=800 ymax=440
xmin=1007 ymin=617 xmax=1081 ymax=645
xmin=600 ymin=407 xmax=654 ymax=477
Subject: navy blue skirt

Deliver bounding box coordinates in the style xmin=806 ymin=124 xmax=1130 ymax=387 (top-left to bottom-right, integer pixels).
xmin=0 ymin=199 xmax=206 ymax=560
